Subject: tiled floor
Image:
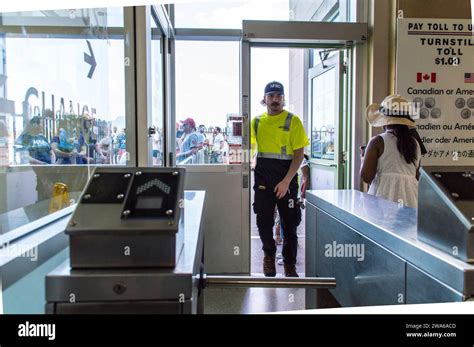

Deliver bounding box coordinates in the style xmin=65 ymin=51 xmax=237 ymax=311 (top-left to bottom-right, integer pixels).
xmin=251 ymin=215 xmax=306 ymax=277
xmin=204 ymin=237 xmax=307 ymax=314
xmin=203 ymin=287 xmax=305 ymax=314
xmin=204 ymin=172 xmax=307 ymax=314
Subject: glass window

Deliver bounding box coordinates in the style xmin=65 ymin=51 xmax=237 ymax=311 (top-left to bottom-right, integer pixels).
xmin=1 ymin=8 xmax=124 ymax=27
xmin=310 ymin=67 xmax=336 ymax=160
xmin=250 ymin=47 xmax=309 ymax=154
xmin=0 ymin=8 xmax=128 ymax=232
xmin=175 ymin=0 xmax=290 ymax=29
xmin=251 ymin=47 xmax=290 ymax=116
xmin=175 ymin=40 xmax=239 ymax=164
xmin=292 ymin=0 xmax=354 ymax=22
xmin=175 ymin=0 xmax=356 ymax=29
xmin=310 ymin=48 xmax=339 ymax=68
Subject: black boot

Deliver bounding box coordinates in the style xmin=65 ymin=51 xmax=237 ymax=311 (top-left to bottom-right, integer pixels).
xmin=263 ymin=255 xmax=276 ymax=277
xmin=284 ymin=264 xmax=298 ymax=277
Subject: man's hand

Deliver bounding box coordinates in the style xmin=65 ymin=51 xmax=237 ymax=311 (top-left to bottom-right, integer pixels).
xmin=300 ymin=180 xmax=307 ymax=199
xmin=274 ymin=179 xmax=290 ymax=199
xmin=250 ymin=154 xmax=256 ymax=171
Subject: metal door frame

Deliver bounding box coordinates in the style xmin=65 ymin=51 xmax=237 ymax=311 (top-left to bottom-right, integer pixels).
xmin=307 ymin=51 xmax=345 ymax=188
xmin=241 ymin=20 xmax=367 ymax=270
xmin=171 ymin=28 xmax=249 ymax=274
xmin=135 ymin=5 xmax=174 ymax=167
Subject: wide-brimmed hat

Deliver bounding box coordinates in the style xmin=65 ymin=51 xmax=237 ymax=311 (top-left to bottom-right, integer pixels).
xmin=366 ymin=94 xmax=418 ymax=128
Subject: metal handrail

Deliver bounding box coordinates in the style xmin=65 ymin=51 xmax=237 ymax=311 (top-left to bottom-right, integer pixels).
xmin=198 ymin=274 xmax=336 ymax=289
xmin=178 ymin=148 xmax=206 ymax=165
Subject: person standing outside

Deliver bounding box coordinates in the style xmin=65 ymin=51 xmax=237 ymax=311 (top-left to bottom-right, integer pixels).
xmin=152 ymin=126 xmax=163 ymax=165
xmin=197 ymin=125 xmax=207 ymax=147
xmin=177 ymin=118 xmax=199 ymax=163
xmin=96 ymin=129 xmax=113 ymax=164
xmin=251 ymin=81 xmax=309 ymax=277
xmin=16 ymin=116 xmax=56 ymax=165
xmin=15 ymin=116 xmax=56 ymax=202
xmin=111 ymin=126 xmax=119 ymax=164
xmin=211 ymin=126 xmax=224 ymax=163
xmin=116 ymin=128 xmax=127 ymax=164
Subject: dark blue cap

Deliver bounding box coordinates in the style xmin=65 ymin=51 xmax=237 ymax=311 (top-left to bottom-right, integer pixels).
xmin=264 ymin=81 xmax=284 ymax=95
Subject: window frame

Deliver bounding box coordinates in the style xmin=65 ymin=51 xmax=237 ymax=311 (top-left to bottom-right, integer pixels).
xmin=0 ymin=6 xmax=136 ymax=238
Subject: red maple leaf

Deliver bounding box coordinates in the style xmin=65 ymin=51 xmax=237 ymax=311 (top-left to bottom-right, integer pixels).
xmin=423 ymin=74 xmax=430 ymax=80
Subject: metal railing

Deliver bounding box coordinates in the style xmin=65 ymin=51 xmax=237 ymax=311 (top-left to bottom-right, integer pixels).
xmin=177 ymin=148 xmax=209 ymax=165
xmin=197 ymin=274 xmax=336 ymax=289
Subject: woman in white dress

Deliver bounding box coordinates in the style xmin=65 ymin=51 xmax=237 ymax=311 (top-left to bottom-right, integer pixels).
xmin=360 ymin=95 xmax=422 ymax=208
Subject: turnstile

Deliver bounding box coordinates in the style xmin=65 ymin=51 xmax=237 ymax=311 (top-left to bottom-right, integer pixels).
xmin=418 ymin=167 xmax=474 ymax=263
xmin=306 ymin=188 xmax=474 ymax=309
xmin=46 ymin=189 xmax=204 ymax=314
xmin=66 ymin=167 xmax=185 ymax=268
xmin=46 ymin=168 xmax=335 ymax=314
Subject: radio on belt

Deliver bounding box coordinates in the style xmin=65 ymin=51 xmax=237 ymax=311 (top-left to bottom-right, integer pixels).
xmin=66 ymin=167 xmax=185 ymax=268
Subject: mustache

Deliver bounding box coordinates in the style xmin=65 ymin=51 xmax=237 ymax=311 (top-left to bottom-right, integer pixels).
xmin=271 ymin=102 xmax=280 ymax=106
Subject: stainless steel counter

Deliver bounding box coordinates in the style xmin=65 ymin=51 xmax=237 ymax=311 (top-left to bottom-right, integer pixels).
xmin=306 ymin=190 xmax=474 ymax=307
xmin=45 ymin=191 xmax=205 ymax=314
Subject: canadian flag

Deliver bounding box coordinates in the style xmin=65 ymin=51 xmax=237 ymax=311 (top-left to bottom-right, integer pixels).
xmin=417 ymin=73 xmax=437 ymax=83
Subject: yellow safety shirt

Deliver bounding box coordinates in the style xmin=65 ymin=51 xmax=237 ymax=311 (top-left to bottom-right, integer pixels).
xmin=251 ymin=110 xmax=309 ymax=160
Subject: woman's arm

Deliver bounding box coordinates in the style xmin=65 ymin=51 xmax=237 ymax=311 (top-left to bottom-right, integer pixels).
xmin=300 ymin=165 xmax=310 ymax=199
xmin=415 ymin=141 xmax=422 ymax=180
xmin=51 ymin=142 xmax=71 ymax=158
xmin=360 ymin=136 xmax=383 ymax=184
xmin=49 ymin=149 xmax=56 ymax=164
xmin=28 ymin=155 xmax=47 ymax=165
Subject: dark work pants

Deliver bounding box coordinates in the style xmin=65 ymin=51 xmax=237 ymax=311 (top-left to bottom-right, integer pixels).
xmin=253 ymin=181 xmax=301 ymax=266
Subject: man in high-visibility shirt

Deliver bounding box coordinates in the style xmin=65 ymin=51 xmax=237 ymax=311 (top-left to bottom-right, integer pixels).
xmin=251 ymin=81 xmax=309 ymax=277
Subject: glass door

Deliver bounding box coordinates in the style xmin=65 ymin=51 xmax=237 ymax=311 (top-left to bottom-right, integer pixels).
xmin=248 ymin=46 xmax=308 ymax=275
xmin=173 ymin=39 xmax=248 ymax=274
xmin=308 ymin=51 xmax=346 ymax=189
xmin=242 ymin=21 xmax=362 ymax=276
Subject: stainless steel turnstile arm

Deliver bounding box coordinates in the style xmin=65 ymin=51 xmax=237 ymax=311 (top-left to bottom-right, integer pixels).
xmin=196 ymin=274 xmax=336 ymax=289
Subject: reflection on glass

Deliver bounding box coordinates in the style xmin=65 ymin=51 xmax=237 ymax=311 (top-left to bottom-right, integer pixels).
xmin=311 ymin=67 xmax=336 ymax=160
xmin=175 ymin=0 xmax=290 ymax=29
xmin=310 ymin=48 xmax=339 ymax=69
xmin=1 ymin=8 xmax=124 ymax=27
xmin=175 ymin=0 xmax=355 ymax=29
xmin=175 ymin=41 xmax=239 ymax=165
xmin=0 ymin=7 xmax=127 ymax=225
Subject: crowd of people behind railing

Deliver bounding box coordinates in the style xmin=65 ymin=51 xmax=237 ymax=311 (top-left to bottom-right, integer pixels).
xmin=13 ymin=113 xmax=232 ymax=166
xmin=13 ymin=112 xmax=127 ymax=166
xmin=175 ymin=117 xmax=229 ymax=165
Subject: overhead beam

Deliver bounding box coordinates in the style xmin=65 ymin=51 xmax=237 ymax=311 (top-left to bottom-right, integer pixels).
xmin=0 ymin=25 xmax=124 ymax=39
xmin=242 ymin=20 xmax=368 ymax=44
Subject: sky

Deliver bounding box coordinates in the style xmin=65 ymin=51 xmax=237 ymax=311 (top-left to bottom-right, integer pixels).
xmin=4 ymin=9 xmax=125 ymax=126
xmin=174 ymin=0 xmax=291 ymax=129
xmin=175 ymin=42 xmax=291 ymax=129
